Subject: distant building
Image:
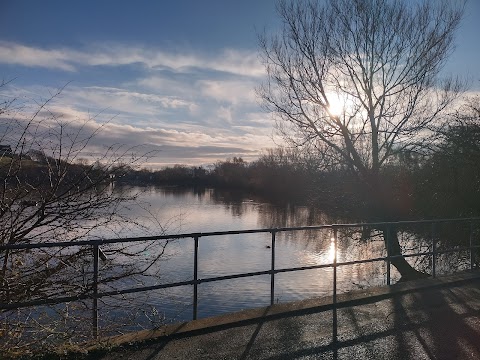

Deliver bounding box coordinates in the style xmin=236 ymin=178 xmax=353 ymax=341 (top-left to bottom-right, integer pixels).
xmin=0 ymin=145 xmax=12 ymax=157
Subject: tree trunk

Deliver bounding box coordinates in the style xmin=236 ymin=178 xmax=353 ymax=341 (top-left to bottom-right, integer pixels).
xmin=366 ymin=173 xmax=428 ymax=281
xmin=383 ymin=225 xmax=429 ymax=282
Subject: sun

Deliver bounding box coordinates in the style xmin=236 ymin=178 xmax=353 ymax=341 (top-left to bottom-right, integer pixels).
xmin=327 ymin=94 xmax=345 ymax=117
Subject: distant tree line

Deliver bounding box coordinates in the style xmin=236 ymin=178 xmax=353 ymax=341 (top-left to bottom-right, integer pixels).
xmin=7 ymin=97 xmax=478 ymax=222
xmin=114 ymin=98 xmax=480 ymax=220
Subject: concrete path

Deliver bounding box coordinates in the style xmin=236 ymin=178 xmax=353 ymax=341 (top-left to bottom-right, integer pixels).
xmin=86 ymin=272 xmax=480 ymax=360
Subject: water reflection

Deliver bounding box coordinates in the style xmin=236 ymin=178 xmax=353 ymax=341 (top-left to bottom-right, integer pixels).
xmin=112 ymin=188 xmax=381 ymax=311
xmin=100 ymin=186 xmax=474 ymax=327
xmin=329 ymin=237 xmax=336 ymax=263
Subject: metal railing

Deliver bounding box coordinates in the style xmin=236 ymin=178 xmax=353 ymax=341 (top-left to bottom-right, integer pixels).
xmin=1 ymin=218 xmax=479 ymax=341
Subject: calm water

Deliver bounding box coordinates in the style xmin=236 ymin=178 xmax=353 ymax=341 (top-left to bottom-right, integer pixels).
xmin=95 ymin=185 xmax=393 ymax=329
xmin=7 ymin=185 xmax=474 ymax=344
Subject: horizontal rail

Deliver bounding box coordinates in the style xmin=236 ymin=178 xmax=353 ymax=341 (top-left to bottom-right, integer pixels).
xmin=2 ymin=217 xmax=479 ymax=251
xmin=0 ymin=225 xmax=333 ymax=250
xmin=434 ymin=245 xmax=480 ymax=255
xmin=1 ymin=293 xmax=93 ymax=310
xmin=391 ymin=245 xmax=480 ymax=260
xmin=198 ymin=270 xmax=271 ymax=284
xmin=5 ymin=244 xmax=480 ymax=310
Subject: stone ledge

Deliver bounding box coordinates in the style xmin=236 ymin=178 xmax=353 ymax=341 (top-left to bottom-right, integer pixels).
xmin=87 ymin=270 xmax=480 ymax=351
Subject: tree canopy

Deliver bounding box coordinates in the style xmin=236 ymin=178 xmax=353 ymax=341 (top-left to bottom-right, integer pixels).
xmin=260 ymin=0 xmax=464 ymax=181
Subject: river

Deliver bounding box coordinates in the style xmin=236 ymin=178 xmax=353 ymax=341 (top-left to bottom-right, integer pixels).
xmin=94 ymin=185 xmax=394 ymax=330
xmin=10 ymin=184 xmax=474 ymax=342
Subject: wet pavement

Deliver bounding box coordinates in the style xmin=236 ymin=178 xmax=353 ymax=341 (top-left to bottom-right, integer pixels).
xmin=87 ymin=272 xmax=480 ymax=360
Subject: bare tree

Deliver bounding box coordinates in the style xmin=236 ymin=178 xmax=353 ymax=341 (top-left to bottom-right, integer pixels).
xmin=260 ymin=0 xmax=465 ymax=279
xmin=0 ymin=82 xmax=176 ymax=353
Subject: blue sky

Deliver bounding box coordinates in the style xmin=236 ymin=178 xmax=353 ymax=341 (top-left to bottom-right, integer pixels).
xmin=0 ymin=0 xmax=479 ymax=168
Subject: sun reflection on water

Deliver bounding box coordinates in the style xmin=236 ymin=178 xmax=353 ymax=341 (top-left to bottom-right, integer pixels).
xmin=296 ymin=235 xmax=339 ymax=267
xmin=329 ymin=237 xmax=336 ymax=263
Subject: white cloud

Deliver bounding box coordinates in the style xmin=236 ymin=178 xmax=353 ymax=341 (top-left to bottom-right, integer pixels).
xmin=63 ymin=86 xmax=197 ymax=118
xmin=0 ymin=41 xmax=264 ymax=78
xmin=136 ymin=76 xmax=194 ymax=99
xmin=1 ymin=84 xmax=275 ymax=167
xmin=216 ymin=106 xmax=233 ymax=123
xmin=0 ymin=42 xmax=275 ymax=167
xmin=76 ymin=121 xmax=276 ymax=167
xmin=0 ymin=42 xmax=77 ymax=71
xmin=208 ymin=49 xmax=264 ymax=78
xmin=198 ymin=79 xmax=257 ymax=105
xmin=243 ymin=112 xmax=275 ymax=127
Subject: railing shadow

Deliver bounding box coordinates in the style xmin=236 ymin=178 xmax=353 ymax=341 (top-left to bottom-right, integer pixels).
xmin=81 ymin=275 xmax=479 ymax=359
xmin=262 ymin=280 xmax=480 ymax=359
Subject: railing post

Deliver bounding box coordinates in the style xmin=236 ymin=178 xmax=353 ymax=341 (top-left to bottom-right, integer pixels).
xmin=332 ymin=226 xmax=338 ymax=343
xmin=470 ymin=221 xmax=475 ymax=270
xmin=386 ymin=225 xmax=391 ymax=286
xmin=92 ymin=243 xmax=99 ymax=340
xmin=270 ymin=230 xmax=276 ymax=306
xmin=431 ymin=223 xmax=436 ymax=278
xmin=193 ymin=235 xmax=199 ymax=320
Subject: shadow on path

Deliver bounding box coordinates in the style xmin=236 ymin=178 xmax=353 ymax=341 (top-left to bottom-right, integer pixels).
xmin=264 ymin=283 xmax=480 ymax=359
xmin=239 ymin=308 xmax=269 ymax=360
xmin=85 ymin=276 xmax=480 ymax=360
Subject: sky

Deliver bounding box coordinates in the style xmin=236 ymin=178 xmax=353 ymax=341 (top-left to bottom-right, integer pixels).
xmin=0 ymin=0 xmax=479 ymax=168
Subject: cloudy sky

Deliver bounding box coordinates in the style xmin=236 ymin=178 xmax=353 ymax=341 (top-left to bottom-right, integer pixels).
xmin=1 ymin=0 xmax=479 ymax=168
